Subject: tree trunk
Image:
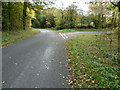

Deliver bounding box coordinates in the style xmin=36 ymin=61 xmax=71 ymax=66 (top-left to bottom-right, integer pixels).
xmin=8 ymin=2 xmax=12 ymax=31
xmin=110 ymin=1 xmax=120 ymax=63
xmin=23 ymin=1 xmax=27 ymax=30
xmin=101 ymin=14 xmax=104 ymax=28
xmin=117 ymin=12 xmax=120 ymax=64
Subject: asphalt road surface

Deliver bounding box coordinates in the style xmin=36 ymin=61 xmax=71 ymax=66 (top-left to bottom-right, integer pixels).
xmin=2 ymin=29 xmax=69 ymax=88
xmin=59 ymin=31 xmax=113 ymax=39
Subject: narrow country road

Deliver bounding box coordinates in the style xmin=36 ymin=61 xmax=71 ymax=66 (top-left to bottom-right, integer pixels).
xmin=2 ymin=29 xmax=112 ymax=88
xmin=3 ymin=29 xmax=69 ymax=88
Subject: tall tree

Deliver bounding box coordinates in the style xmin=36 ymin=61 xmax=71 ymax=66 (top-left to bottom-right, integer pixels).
xmin=89 ymin=0 xmax=111 ymax=28
xmin=66 ymin=3 xmax=77 ymax=28
xmin=45 ymin=8 xmax=55 ymax=28
xmin=23 ymin=0 xmax=28 ymax=30
xmin=110 ymin=0 xmax=120 ymax=63
xmin=8 ymin=2 xmax=12 ymax=31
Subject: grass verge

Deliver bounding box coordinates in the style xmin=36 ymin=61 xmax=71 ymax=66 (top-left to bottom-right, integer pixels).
xmin=57 ymin=29 xmax=78 ymax=33
xmin=2 ymin=28 xmax=40 ymax=47
xmin=0 ymin=31 xmax=2 ymax=47
xmin=66 ymin=33 xmax=119 ymax=88
xmin=57 ymin=28 xmax=112 ymax=33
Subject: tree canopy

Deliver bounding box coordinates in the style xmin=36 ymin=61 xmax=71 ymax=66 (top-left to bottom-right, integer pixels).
xmin=2 ymin=0 xmax=119 ymax=31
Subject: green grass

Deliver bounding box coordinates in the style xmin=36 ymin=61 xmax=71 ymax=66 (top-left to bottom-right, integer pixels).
xmin=57 ymin=28 xmax=112 ymax=33
xmin=66 ymin=33 xmax=119 ymax=88
xmin=57 ymin=29 xmax=78 ymax=33
xmin=0 ymin=31 xmax=2 ymax=47
xmin=2 ymin=28 xmax=40 ymax=47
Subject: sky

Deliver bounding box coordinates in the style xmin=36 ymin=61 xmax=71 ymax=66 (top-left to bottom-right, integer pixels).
xmin=29 ymin=0 xmax=92 ymax=14
xmin=53 ymin=0 xmax=92 ymax=12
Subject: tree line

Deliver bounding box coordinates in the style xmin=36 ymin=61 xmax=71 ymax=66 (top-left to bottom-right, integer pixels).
xmin=2 ymin=2 xmax=29 ymax=31
xmin=2 ymin=0 xmax=53 ymax=31
xmin=2 ymin=0 xmax=120 ymax=31
xmin=32 ymin=1 xmax=119 ymax=30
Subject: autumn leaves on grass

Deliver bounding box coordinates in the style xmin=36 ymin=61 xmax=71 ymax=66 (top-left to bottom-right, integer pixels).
xmin=66 ymin=33 xmax=119 ymax=88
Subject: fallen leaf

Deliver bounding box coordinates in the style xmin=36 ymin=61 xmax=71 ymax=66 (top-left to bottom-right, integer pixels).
xmin=2 ymin=81 xmax=6 ymax=84
xmin=15 ymin=63 xmax=18 ymax=65
xmin=37 ymin=73 xmax=39 ymax=76
xmin=9 ymin=57 xmax=11 ymax=59
xmin=38 ymin=71 xmax=40 ymax=73
xmin=35 ymin=87 xmax=38 ymax=88
xmin=45 ymin=65 xmax=49 ymax=69
xmin=62 ymin=83 xmax=64 ymax=86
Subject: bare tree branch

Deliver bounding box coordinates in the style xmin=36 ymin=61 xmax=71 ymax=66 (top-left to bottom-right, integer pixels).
xmin=111 ymin=2 xmax=118 ymax=7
